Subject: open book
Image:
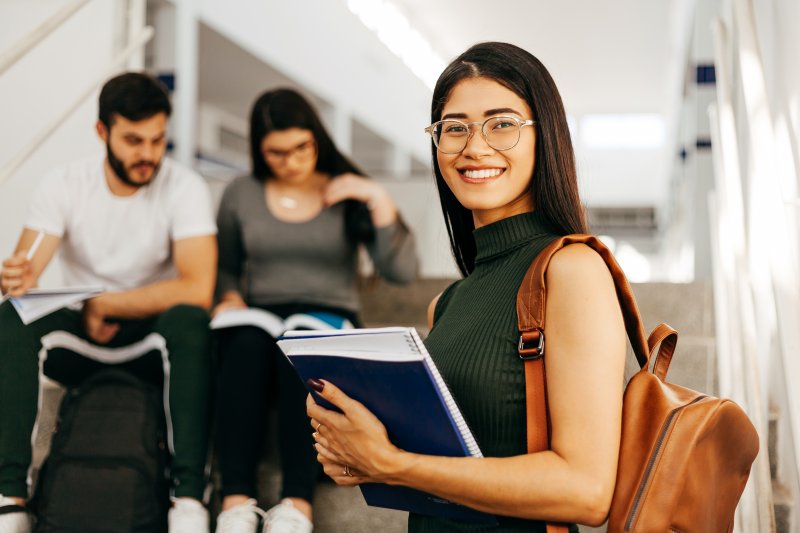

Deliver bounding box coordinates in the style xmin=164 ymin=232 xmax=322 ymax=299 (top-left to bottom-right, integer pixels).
xmin=277 ymin=327 xmax=496 ymax=524
xmin=3 ymin=286 xmax=104 ymax=325
xmin=210 ymin=308 xmax=353 ymax=337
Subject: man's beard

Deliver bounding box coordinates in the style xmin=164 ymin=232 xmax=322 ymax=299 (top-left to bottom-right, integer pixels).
xmin=106 ymin=141 xmax=161 ymax=188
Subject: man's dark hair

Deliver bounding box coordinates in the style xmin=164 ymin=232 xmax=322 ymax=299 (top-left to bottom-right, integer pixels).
xmin=98 ymin=72 xmax=171 ymax=128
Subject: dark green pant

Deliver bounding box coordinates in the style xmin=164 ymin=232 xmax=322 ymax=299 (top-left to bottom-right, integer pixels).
xmin=0 ymin=301 xmax=211 ymax=500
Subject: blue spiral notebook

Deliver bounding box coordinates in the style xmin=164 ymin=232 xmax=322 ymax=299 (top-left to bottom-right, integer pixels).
xmin=277 ymin=327 xmax=496 ymax=524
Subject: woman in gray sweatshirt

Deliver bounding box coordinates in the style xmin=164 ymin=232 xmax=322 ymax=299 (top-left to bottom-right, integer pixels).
xmin=213 ymin=88 xmax=418 ymax=533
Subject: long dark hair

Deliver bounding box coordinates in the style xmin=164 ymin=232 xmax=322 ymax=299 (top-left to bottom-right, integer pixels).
xmin=249 ymin=88 xmax=374 ymax=243
xmin=431 ymin=42 xmax=587 ymax=276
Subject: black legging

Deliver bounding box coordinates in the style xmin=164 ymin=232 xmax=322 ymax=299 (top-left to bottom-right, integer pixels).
xmin=214 ymin=303 xmax=360 ymax=502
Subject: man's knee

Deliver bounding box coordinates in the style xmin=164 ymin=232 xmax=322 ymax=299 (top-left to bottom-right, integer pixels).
xmin=156 ymin=305 xmax=211 ymax=364
xmin=157 ymin=304 xmax=209 ymax=331
xmin=0 ymin=299 xmax=24 ymax=331
xmin=0 ymin=300 xmax=34 ymax=353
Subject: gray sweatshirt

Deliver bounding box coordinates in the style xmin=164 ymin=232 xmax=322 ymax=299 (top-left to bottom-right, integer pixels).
xmin=216 ymin=175 xmax=418 ymax=313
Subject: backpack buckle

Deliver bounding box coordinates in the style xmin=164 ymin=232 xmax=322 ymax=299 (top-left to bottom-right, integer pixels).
xmin=518 ymin=329 xmax=545 ymax=360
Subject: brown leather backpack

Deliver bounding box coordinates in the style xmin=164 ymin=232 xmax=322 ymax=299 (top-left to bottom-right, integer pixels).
xmin=516 ymin=235 xmax=759 ymax=532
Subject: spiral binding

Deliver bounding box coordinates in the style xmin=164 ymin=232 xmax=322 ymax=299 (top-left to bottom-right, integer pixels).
xmin=408 ymin=329 xmax=483 ymax=458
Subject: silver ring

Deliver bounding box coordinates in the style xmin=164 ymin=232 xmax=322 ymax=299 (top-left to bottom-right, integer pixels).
xmin=344 ymin=464 xmax=353 ymax=477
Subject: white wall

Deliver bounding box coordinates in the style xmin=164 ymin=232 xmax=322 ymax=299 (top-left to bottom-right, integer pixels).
xmin=192 ymin=0 xmax=431 ymax=165
xmin=0 ymin=0 xmax=120 ymax=287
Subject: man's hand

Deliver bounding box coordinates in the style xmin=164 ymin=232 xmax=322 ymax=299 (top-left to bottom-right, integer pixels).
xmin=211 ymin=292 xmax=248 ymax=318
xmin=1 ymin=252 xmax=36 ymax=297
xmin=82 ymin=296 xmax=120 ymax=344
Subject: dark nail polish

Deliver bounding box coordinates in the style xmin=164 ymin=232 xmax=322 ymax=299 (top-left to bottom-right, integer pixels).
xmin=307 ymin=378 xmax=324 ymax=392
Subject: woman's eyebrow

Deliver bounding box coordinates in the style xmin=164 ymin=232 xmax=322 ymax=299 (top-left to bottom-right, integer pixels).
xmin=441 ymin=108 xmax=523 ymax=120
xmin=484 ymin=107 xmax=522 ymax=116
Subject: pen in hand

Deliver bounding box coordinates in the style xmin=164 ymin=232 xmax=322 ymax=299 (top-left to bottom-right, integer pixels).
xmin=25 ymin=231 xmax=45 ymax=262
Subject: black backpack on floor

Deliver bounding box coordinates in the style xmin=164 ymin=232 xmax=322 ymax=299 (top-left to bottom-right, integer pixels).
xmin=32 ymin=369 xmax=170 ymax=533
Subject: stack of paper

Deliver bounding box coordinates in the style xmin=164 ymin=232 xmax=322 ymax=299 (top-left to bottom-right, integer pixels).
xmin=3 ymin=286 xmax=104 ymax=325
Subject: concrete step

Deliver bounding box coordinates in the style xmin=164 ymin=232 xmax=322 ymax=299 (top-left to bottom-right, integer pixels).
xmin=361 ymin=279 xmax=718 ymax=395
xmin=772 ymin=480 xmax=794 ymax=533
xmin=768 ymin=405 xmax=796 ymax=533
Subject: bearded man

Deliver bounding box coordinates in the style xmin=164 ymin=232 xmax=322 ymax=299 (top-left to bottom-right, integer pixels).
xmin=0 ymin=72 xmax=217 ymax=533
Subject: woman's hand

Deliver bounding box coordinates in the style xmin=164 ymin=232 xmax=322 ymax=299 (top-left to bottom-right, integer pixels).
xmin=324 ymin=173 xmax=397 ymax=227
xmin=211 ymin=291 xmax=247 ymax=318
xmin=306 ymin=379 xmax=404 ymax=486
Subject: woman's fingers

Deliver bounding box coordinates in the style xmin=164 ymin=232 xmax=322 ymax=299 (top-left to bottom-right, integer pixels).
xmin=309 ymin=379 xmax=355 ymax=412
xmin=318 ymin=455 xmax=365 ymax=486
xmin=314 ymin=442 xmax=339 ymax=463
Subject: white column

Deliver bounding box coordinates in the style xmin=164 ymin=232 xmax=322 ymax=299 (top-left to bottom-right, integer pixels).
xmin=174 ymin=0 xmax=197 ymax=167
xmin=390 ymin=144 xmax=411 ymax=180
xmin=126 ymin=0 xmax=146 ymax=70
xmin=330 ymin=106 xmax=352 ymax=156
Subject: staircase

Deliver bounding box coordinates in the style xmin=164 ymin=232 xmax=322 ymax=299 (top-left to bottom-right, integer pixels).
xmin=32 ymin=279 xmax=784 ymax=532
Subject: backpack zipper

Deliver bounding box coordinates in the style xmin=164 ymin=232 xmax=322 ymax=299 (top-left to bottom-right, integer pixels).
xmin=624 ymin=396 xmax=705 ymax=531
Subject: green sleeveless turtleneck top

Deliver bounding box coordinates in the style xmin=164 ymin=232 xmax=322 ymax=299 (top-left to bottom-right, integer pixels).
xmin=409 ymin=212 xmax=577 ymax=533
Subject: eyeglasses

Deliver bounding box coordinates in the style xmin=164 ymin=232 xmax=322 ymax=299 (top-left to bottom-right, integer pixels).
xmin=424 ymin=116 xmax=535 ymax=154
xmin=262 ymin=139 xmax=316 ymax=165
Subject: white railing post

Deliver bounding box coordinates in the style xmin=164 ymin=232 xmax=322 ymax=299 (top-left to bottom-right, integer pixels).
xmin=0 ymin=27 xmax=155 ymax=188
xmin=173 ymin=0 xmax=198 ymax=168
xmin=0 ymin=0 xmax=91 ymax=76
xmin=710 ymin=12 xmax=777 ymax=533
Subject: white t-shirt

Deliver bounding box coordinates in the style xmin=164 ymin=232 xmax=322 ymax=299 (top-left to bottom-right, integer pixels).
xmin=25 ymin=155 xmax=217 ymax=291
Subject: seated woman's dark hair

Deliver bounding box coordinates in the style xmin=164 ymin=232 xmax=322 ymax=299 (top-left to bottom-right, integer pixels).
xmin=249 ymin=88 xmax=374 ymax=244
xmin=430 ymin=42 xmax=587 ymax=276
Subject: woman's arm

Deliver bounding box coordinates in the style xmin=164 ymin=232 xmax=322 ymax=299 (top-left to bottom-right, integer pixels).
xmin=215 ymin=183 xmax=246 ymax=302
xmin=325 ymin=173 xmax=418 ymax=283
xmin=309 ymin=244 xmax=626 ymax=525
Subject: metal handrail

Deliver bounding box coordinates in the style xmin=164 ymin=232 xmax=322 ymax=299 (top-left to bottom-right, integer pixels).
xmin=0 ymin=0 xmax=91 ymax=76
xmin=0 ymin=26 xmax=154 ymax=188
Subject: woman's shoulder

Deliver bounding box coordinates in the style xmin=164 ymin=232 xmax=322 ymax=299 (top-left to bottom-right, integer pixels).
xmin=548 ymin=242 xmax=607 ymax=274
xmin=220 ymin=175 xmax=262 ymax=203
xmin=225 ymin=174 xmax=261 ymax=192
xmin=545 ymin=242 xmax=615 ymax=299
xmin=429 ymin=278 xmax=464 ymax=327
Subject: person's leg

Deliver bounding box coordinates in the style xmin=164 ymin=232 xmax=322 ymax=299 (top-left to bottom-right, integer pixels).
xmin=152 ymin=304 xmax=212 ymax=502
xmin=0 ymin=302 xmax=85 ymax=500
xmin=274 ymin=341 xmax=318 ymax=516
xmin=215 ymin=326 xmax=273 ymax=506
xmin=268 ymin=304 xmax=361 ymax=522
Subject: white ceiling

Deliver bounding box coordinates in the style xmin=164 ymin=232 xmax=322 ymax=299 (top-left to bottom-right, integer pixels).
xmin=391 ymin=0 xmax=680 ymax=116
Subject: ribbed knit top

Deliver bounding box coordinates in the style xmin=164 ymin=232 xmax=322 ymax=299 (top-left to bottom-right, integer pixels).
xmin=410 ymin=211 xmax=567 ymax=533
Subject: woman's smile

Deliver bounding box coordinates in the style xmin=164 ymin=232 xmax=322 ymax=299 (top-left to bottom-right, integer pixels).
xmin=458 ymin=166 xmax=507 ymax=183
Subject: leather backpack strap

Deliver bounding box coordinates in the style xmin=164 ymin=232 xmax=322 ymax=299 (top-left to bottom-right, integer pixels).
xmin=647 ymin=323 xmax=678 ymax=381
xmin=517 ymin=234 xmax=651 ymax=533
xmin=517 ymin=234 xmax=650 ymax=366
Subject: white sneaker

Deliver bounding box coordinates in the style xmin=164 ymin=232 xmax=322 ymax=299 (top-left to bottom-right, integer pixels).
xmin=262 ymin=499 xmax=312 ymax=533
xmin=168 ymin=497 xmax=209 ymax=533
xmin=0 ymin=496 xmax=32 ymax=533
xmin=215 ymin=498 xmax=264 ymax=533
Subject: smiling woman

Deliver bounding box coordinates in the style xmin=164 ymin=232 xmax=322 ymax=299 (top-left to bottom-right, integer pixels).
xmin=307 ymin=42 xmax=628 ymax=533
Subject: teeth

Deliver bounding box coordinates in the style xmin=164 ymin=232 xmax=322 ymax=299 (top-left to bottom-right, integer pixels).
xmin=463 ymin=168 xmax=503 ymax=179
